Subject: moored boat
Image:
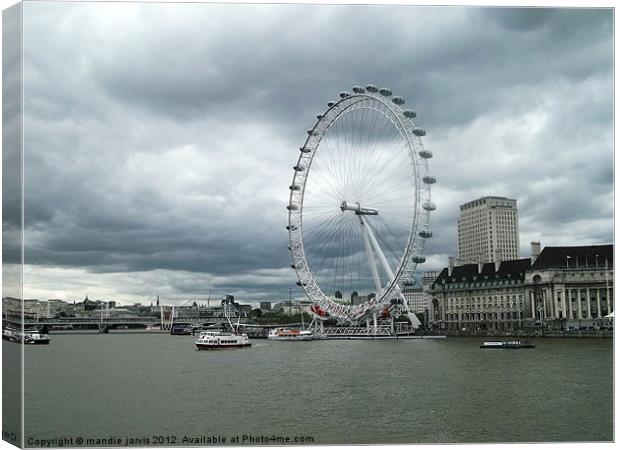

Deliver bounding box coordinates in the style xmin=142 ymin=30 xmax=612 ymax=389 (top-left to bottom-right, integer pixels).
xmin=480 ymin=340 xmax=535 ymax=349
xmin=2 ymin=327 xmax=51 ymax=345
xmin=171 ymin=323 xmax=192 ymax=335
xmin=24 ymin=331 xmax=51 ymax=345
xmin=268 ymin=327 xmax=314 ymax=341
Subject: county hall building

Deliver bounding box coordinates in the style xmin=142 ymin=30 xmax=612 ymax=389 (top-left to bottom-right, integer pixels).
xmin=430 ymin=243 xmax=613 ymax=331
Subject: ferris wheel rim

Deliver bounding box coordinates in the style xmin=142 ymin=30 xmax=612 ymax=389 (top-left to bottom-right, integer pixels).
xmin=287 ymin=87 xmax=433 ymax=323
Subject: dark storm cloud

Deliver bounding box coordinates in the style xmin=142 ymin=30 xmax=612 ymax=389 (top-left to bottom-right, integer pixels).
xmin=16 ymin=3 xmax=613 ymax=302
xmin=2 ymin=7 xmax=22 ymax=223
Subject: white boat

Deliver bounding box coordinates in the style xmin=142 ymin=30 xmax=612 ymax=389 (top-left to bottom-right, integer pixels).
xmin=268 ymin=327 xmax=314 ymax=341
xmin=195 ymin=330 xmax=251 ymax=350
xmin=194 ymin=303 xmax=251 ymax=350
xmin=24 ymin=331 xmax=51 ymax=345
xmin=2 ymin=328 xmax=51 ymax=345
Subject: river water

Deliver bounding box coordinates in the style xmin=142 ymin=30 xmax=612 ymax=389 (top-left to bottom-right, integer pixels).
xmin=7 ymin=333 xmax=614 ymax=445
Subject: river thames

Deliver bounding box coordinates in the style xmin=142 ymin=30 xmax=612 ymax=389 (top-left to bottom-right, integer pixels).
xmin=7 ymin=333 xmax=614 ymax=445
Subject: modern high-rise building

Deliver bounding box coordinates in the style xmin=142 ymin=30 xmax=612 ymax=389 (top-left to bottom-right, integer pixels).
xmin=457 ymin=196 xmax=520 ymax=264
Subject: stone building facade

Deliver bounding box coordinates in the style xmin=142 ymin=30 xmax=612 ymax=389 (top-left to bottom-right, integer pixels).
xmin=430 ymin=243 xmax=613 ymax=331
xmin=524 ymin=244 xmax=613 ymax=329
xmin=430 ymin=257 xmax=530 ymax=331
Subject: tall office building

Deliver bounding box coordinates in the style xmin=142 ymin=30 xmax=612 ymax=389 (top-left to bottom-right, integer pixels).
xmin=457 ymin=196 xmax=520 ymax=264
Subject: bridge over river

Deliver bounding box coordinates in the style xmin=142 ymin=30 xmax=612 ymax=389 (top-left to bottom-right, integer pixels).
xmin=3 ymin=315 xmax=245 ymax=333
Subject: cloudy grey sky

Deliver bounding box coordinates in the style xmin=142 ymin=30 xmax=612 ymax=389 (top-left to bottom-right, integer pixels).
xmin=3 ymin=3 xmax=614 ymax=305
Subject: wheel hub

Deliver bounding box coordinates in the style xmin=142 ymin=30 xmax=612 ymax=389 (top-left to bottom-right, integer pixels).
xmin=340 ymin=201 xmax=379 ymax=215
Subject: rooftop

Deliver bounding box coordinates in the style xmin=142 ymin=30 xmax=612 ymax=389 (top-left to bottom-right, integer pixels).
xmin=460 ymin=196 xmax=517 ymax=210
xmin=434 ymin=258 xmax=532 ymax=287
xmin=532 ymin=244 xmax=613 ymax=270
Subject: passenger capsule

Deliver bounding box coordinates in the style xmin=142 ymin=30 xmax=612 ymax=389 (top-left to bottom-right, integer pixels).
xmin=392 ymin=96 xmax=405 ymax=105
xmin=289 ymin=185 xmax=300 ymax=191
xmin=299 ymin=147 xmax=311 ymax=153
xmin=339 ymin=91 xmax=350 ymax=98
xmin=293 ymin=165 xmax=305 ymax=172
xmin=286 ymin=204 xmax=298 ymax=211
xmin=286 ymin=225 xmax=298 ymax=231
xmin=412 ymin=128 xmax=426 ymax=137
xmin=403 ymin=110 xmax=417 ymax=119
xmin=422 ymin=175 xmax=436 ymax=184
xmin=307 ymin=129 xmax=318 ymax=136
xmin=327 ymin=101 xmax=335 ymax=107
xmin=412 ymin=256 xmax=426 ymax=263
xmin=290 ymin=264 xmax=296 ymax=269
xmin=422 ymin=201 xmax=436 ymax=211
xmin=287 ymin=245 xmax=292 ymax=250
xmin=296 ymin=281 xmax=307 ymax=287
xmin=419 ymin=230 xmax=433 ymax=238
xmin=419 ymin=150 xmax=433 ymax=159
xmin=365 ymin=84 xmax=378 ymax=92
xmin=316 ymin=114 xmax=323 ymax=120
xmin=379 ymin=87 xmax=392 ymax=96
xmin=352 ymin=86 xmax=365 ymax=94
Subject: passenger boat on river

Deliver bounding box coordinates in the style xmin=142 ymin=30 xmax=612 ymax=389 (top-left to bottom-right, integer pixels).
xmin=194 ymin=304 xmax=251 ymax=350
xmin=195 ymin=330 xmax=251 ymax=350
xmin=267 ymin=327 xmax=314 ymax=341
xmin=480 ymin=340 xmax=535 ymax=349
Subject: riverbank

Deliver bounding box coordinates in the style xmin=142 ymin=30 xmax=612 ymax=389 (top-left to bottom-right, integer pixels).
xmin=437 ymin=329 xmax=613 ymax=338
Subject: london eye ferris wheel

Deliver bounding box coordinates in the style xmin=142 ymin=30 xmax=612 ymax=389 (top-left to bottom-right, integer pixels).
xmin=286 ymin=84 xmax=436 ymax=328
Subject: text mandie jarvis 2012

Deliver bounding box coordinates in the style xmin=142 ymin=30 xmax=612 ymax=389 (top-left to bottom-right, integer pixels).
xmin=26 ymin=433 xmax=315 ymax=447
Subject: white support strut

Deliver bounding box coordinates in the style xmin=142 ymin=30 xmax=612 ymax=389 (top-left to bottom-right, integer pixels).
xmin=361 ymin=215 xmax=422 ymax=330
xmin=359 ymin=215 xmax=383 ymax=299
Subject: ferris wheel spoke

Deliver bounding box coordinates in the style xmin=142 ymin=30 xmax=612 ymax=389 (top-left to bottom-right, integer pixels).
xmin=367 ymin=156 xmax=415 ymax=198
xmin=309 ymin=214 xmax=351 ymax=295
xmin=327 ymin=123 xmax=354 ymax=199
xmin=364 ymin=132 xmax=402 ymax=181
xmin=305 ymin=212 xmax=347 ymax=258
xmin=365 ymin=179 xmax=415 ymax=207
xmin=360 ymin=112 xmax=400 ymax=172
xmin=310 ymin=155 xmax=347 ymax=200
xmin=365 ymin=189 xmax=416 ymax=207
xmin=327 ymin=215 xmax=350 ymax=296
xmin=330 ymin=215 xmax=354 ymax=298
xmin=302 ymin=209 xmax=342 ymax=240
xmin=361 ymin=143 xmax=411 ymax=199
xmin=318 ymin=134 xmax=349 ymax=190
xmin=375 ymin=212 xmax=415 ymax=225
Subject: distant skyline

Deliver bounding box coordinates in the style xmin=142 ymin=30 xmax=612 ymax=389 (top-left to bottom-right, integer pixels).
xmin=2 ymin=3 xmax=613 ymax=305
